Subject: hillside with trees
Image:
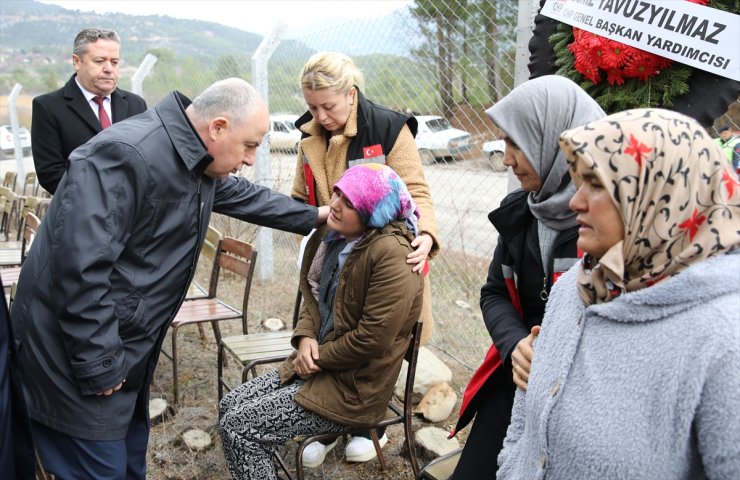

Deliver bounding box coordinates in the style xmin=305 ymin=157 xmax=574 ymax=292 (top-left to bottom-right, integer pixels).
xmin=1 ymin=0 xmax=518 ymax=120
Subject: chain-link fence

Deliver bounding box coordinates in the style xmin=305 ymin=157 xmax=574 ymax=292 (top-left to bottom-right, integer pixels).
xmin=2 ymin=0 xmax=738 ymax=374
xmin=124 ymin=0 xmax=525 ymax=371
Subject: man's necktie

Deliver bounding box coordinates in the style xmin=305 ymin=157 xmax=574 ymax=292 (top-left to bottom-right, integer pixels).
xmin=93 ymin=96 xmax=112 ymax=129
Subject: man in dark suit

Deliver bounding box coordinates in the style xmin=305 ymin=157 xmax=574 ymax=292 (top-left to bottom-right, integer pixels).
xmin=31 ymin=28 xmax=147 ymax=194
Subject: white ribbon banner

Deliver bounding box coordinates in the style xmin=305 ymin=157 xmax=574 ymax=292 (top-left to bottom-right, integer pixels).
xmin=541 ymin=0 xmax=740 ymax=81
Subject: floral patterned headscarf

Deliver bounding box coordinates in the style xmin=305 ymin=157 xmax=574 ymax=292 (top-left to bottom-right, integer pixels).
xmin=334 ymin=163 xmax=419 ymax=236
xmin=559 ymin=108 xmax=740 ymax=305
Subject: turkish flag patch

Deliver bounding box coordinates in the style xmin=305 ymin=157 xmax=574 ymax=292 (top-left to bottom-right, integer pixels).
xmin=363 ymin=144 xmax=383 ymax=158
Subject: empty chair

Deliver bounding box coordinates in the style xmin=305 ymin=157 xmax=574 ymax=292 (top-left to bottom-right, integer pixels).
xmin=1 ymin=212 xmax=41 ymax=289
xmin=0 ymin=186 xmax=18 ymax=240
xmin=22 ymin=171 xmax=37 ymax=196
xmin=161 ymin=236 xmax=257 ymax=407
xmin=16 ymin=196 xmax=48 ymax=240
xmin=3 ymin=171 xmax=17 ymax=192
xmin=417 ymin=448 xmax=463 ymax=480
xmin=184 ymin=224 xmax=223 ymax=346
xmin=186 ymin=225 xmax=222 ymax=301
xmin=217 ymin=288 xmax=302 ymax=401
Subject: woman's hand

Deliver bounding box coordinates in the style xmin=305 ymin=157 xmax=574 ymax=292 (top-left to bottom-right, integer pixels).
xmin=407 ymin=233 xmax=433 ymax=274
xmin=511 ymin=326 xmax=541 ymax=390
xmin=294 ymin=336 xmax=322 ymax=379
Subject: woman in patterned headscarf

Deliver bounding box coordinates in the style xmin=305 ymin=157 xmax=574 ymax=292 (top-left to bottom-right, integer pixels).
xmin=219 ymin=164 xmax=424 ymax=480
xmin=497 ymin=108 xmax=740 ymax=480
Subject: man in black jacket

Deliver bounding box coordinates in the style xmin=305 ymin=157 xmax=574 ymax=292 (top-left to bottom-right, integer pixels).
xmin=32 ymin=28 xmax=147 ymax=194
xmin=12 ymin=78 xmax=328 ymax=479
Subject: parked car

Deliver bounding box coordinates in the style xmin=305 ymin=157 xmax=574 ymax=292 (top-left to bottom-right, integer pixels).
xmin=269 ymin=114 xmax=301 ymax=153
xmin=0 ymin=124 xmax=32 ymax=158
xmin=482 ymin=139 xmax=506 ymax=171
xmin=414 ymin=115 xmax=472 ymax=165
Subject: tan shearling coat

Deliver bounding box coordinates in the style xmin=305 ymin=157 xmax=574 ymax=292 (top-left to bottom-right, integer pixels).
xmin=291 ymin=97 xmax=439 ymax=343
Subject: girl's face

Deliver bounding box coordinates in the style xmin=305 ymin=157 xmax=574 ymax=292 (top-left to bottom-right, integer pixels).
xmin=569 ymin=157 xmax=625 ymax=259
xmin=302 ymin=87 xmax=355 ymax=135
xmin=501 ymin=133 xmax=542 ymax=192
xmin=328 ymin=189 xmax=366 ymax=241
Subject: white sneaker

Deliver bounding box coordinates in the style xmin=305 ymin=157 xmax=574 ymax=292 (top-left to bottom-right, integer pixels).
xmin=345 ymin=433 xmax=388 ymax=463
xmin=302 ymin=439 xmax=338 ymax=468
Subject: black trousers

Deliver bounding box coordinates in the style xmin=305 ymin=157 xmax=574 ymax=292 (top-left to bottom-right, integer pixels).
xmin=450 ymin=367 xmax=516 ymax=480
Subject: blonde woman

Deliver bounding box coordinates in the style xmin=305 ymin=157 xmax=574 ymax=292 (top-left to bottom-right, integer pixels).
xmin=290 ymin=51 xmax=440 ymax=465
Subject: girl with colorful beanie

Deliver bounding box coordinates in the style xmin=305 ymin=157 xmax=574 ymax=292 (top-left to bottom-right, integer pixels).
xmin=219 ymin=163 xmax=425 ymax=480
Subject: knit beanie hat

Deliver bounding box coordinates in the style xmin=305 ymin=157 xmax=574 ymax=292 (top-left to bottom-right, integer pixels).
xmin=333 ymin=163 xmax=419 ymax=236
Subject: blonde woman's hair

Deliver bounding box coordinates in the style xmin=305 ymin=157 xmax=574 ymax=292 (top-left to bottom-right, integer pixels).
xmin=300 ymin=51 xmax=364 ymax=93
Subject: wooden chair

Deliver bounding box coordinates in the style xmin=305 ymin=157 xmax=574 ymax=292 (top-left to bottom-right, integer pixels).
xmin=22 ymin=171 xmax=37 ymax=196
xmin=0 ymin=186 xmax=18 ymax=240
xmin=417 ymin=448 xmax=462 ymax=480
xmin=274 ymin=321 xmax=424 ymax=480
xmin=16 ymin=196 xmax=44 ymax=240
xmin=1 ymin=212 xmax=41 ymax=290
xmin=183 ymin=225 xmax=223 ymax=343
xmin=185 ymin=225 xmax=222 ymax=301
xmin=217 ymin=288 xmax=301 ymax=401
xmin=3 ymin=171 xmax=17 ymax=192
xmin=161 ymin=236 xmax=257 ymax=407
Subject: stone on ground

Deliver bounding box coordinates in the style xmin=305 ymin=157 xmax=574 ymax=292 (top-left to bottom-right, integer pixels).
xmin=262 ymin=317 xmax=285 ymax=332
xmin=182 ymin=429 xmax=212 ymax=451
xmin=148 ymin=398 xmax=171 ymax=425
xmin=414 ymin=382 xmax=457 ymax=423
xmin=415 ymin=426 xmax=460 ymax=458
xmin=395 ymin=347 xmax=453 ymax=402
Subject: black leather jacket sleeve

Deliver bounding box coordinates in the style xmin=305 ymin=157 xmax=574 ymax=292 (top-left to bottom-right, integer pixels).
xmin=213 ymin=176 xmax=317 ymax=235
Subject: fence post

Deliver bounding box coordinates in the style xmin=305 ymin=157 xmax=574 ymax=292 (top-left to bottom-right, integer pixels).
xmin=131 ymin=53 xmax=158 ymax=97
xmin=8 ymin=83 xmax=25 ymax=183
xmin=252 ymin=22 xmax=287 ymax=281
xmin=510 ymin=0 xmax=537 ymax=192
xmin=513 ymin=0 xmax=536 ymax=88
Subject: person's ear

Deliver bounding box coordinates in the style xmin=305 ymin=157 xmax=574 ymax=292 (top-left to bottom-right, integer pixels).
xmin=209 ymin=117 xmax=228 ymax=140
xmin=349 ymin=88 xmax=356 ymax=106
xmin=72 ymin=54 xmax=81 ymax=71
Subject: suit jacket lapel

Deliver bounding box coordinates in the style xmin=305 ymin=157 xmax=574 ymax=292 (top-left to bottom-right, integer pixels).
xmin=63 ymin=75 xmax=102 ymax=133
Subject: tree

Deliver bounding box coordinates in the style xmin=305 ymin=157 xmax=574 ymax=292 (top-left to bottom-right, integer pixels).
xmin=411 ymin=0 xmax=470 ymax=119
xmin=215 ymin=54 xmax=242 ymax=80
xmin=40 ymin=67 xmax=59 ymax=92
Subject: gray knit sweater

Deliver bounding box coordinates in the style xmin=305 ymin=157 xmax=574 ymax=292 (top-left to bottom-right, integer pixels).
xmin=498 ymin=249 xmax=740 ymax=480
